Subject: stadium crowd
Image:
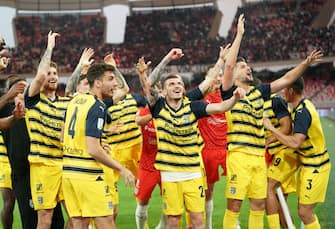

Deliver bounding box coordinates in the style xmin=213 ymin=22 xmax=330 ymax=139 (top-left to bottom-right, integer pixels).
xmin=3 ymin=0 xmax=334 ymax=75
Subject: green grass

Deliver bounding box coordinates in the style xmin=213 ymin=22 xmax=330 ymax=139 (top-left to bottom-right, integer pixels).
xmin=1 ymin=117 xmax=334 ymax=228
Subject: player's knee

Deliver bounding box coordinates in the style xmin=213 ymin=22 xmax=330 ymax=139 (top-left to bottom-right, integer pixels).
xmin=38 ymin=209 xmax=54 ymax=226
xmin=167 ymin=215 xmax=181 ymax=228
xmin=191 ymin=215 xmax=203 ymax=228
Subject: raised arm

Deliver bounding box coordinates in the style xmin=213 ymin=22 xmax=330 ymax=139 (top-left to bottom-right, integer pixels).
xmin=222 ymin=14 xmax=245 ymax=90
xmin=65 ymin=48 xmax=94 ymax=96
xmin=148 ymin=48 xmax=184 ymax=87
xmin=270 ymin=50 xmax=323 ymax=93
xmin=136 ymin=57 xmax=160 ymax=107
xmin=198 ymin=43 xmax=231 ymax=96
xmin=104 ymin=53 xmax=129 ymax=103
xmin=28 ymin=31 xmax=59 ymax=97
xmin=136 ymin=57 xmax=152 ymax=96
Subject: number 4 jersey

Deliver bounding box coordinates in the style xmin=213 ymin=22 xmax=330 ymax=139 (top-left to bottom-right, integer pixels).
xmin=63 ymin=93 xmax=107 ymax=180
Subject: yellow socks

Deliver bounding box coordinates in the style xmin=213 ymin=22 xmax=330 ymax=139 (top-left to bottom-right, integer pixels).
xmin=223 ymin=209 xmax=240 ymax=229
xmin=267 ymin=214 xmax=280 ymax=229
xmin=305 ymin=215 xmax=320 ymax=229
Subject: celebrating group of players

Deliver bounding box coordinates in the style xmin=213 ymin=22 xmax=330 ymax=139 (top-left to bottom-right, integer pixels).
xmin=0 ymin=14 xmax=330 ymax=229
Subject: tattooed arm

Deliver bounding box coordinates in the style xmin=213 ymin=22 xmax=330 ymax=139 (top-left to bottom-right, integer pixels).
xmin=136 ymin=57 xmax=161 ymax=107
xmin=148 ymin=48 xmax=184 ymax=87
xmin=65 ymin=48 xmax=94 ymax=96
xmin=104 ymin=53 xmax=129 ymax=103
xmin=28 ymin=31 xmax=59 ymax=97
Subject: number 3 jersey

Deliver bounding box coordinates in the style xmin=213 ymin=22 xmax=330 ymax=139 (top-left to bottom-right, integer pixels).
xmin=63 ymin=93 xmax=107 ymax=180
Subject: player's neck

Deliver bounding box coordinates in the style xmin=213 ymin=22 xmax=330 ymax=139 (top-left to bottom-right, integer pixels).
xmin=235 ymin=80 xmax=250 ymax=92
xmin=292 ymin=95 xmax=305 ymax=109
xmin=42 ymin=89 xmax=56 ymax=101
xmin=166 ymin=98 xmax=182 ymax=110
xmin=89 ymin=88 xmax=103 ymax=101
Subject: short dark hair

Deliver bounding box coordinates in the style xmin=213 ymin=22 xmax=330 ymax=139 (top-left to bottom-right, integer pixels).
xmin=6 ymin=74 xmax=26 ymax=89
xmin=50 ymin=61 xmax=58 ymax=70
xmin=79 ymin=73 xmax=87 ymax=82
xmin=290 ymin=77 xmax=304 ymax=94
xmin=161 ymin=74 xmax=183 ymax=89
xmin=236 ymin=56 xmax=247 ymax=64
xmin=86 ymin=64 xmax=115 ymax=87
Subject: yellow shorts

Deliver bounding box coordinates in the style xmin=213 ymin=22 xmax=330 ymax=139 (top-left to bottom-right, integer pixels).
xmin=298 ymin=163 xmax=331 ymax=204
xmin=162 ymin=177 xmax=205 ymax=216
xmin=267 ymin=148 xmax=299 ymax=194
xmin=226 ymin=151 xmax=267 ymax=200
xmin=103 ymin=166 xmax=119 ymax=205
xmin=112 ymin=143 xmax=141 ymax=178
xmin=0 ymin=161 xmax=12 ymax=189
xmin=30 ymin=163 xmax=63 ymax=210
xmin=63 ymin=178 xmax=113 ymax=217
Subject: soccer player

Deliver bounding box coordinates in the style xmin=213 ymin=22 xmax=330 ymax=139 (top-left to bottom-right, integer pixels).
xmin=135 ymin=51 xmax=223 ymax=229
xmin=62 ymin=63 xmax=135 ymax=228
xmin=139 ymin=46 xmax=245 ymax=228
xmin=196 ymin=45 xmax=230 ymax=229
xmin=221 ymin=14 xmax=323 ymax=228
xmin=134 ymin=106 xmax=160 ymax=229
xmin=24 ymin=31 xmax=68 ymax=228
xmin=133 ymin=57 xmax=163 ymax=229
xmin=264 ymin=77 xmax=330 ymax=229
xmin=0 ymin=79 xmax=64 ymax=229
xmin=264 ymin=93 xmax=299 ymax=228
xmin=0 ymin=77 xmax=26 ymax=229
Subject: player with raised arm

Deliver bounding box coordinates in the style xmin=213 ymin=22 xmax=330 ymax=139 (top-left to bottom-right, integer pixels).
xmin=221 ymin=14 xmax=323 ymax=229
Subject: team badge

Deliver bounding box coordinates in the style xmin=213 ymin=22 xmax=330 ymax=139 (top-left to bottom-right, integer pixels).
xmin=230 ymin=187 xmax=236 ymax=195
xmin=108 ymin=201 xmax=113 ymax=210
xmin=37 ymin=196 xmax=44 ymax=205
xmin=183 ymin=115 xmax=190 ymax=123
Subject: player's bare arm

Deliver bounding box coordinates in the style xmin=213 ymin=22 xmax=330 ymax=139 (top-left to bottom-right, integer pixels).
xmin=149 ymin=48 xmax=184 ymax=86
xmin=29 ymin=31 xmax=59 ymax=97
xmin=270 ymin=50 xmax=323 ymax=94
xmin=65 ymin=47 xmax=94 ymax=96
xmin=264 ymin=117 xmax=306 ymax=150
xmin=222 ymin=14 xmax=245 ymax=90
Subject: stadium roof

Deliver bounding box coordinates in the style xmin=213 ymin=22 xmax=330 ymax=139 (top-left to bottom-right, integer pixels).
xmin=0 ymin=0 xmax=215 ymax=11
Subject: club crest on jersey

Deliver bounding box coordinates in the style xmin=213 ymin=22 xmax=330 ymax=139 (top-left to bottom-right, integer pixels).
xmin=230 ymin=187 xmax=236 ymax=195
xmin=37 ymin=196 xmax=44 ymax=205
xmin=108 ymin=201 xmax=113 ymax=210
xmin=183 ymin=115 xmax=190 ymax=123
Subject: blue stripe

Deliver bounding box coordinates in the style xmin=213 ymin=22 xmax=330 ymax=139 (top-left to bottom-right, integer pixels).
xmin=30 ymin=152 xmax=62 ymax=159
xmin=229 ymin=141 xmax=265 ymax=149
xmin=63 ymin=166 xmax=103 ymax=174
xmin=158 ymin=149 xmax=199 ymax=157
xmin=155 ymin=160 xmax=200 ymax=167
